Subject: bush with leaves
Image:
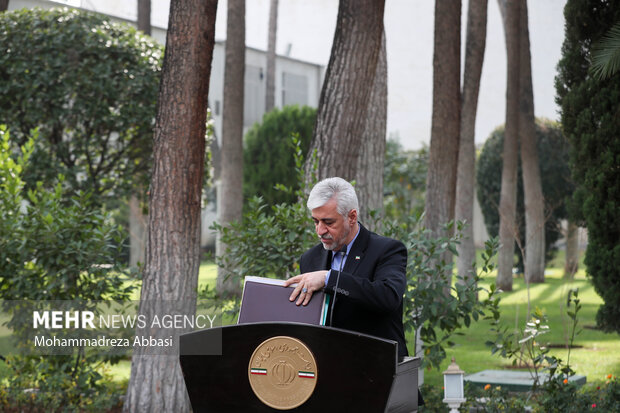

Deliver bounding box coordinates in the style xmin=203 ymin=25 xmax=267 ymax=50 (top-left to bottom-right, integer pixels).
xmin=0 ymin=7 xmax=162 ymax=203
xmin=383 ymin=138 xmax=428 ymax=221
xmin=476 ymin=119 xmax=574 ymax=272
xmin=0 ymin=126 xmax=136 ymax=410
xmin=243 ymin=105 xmax=316 ymax=207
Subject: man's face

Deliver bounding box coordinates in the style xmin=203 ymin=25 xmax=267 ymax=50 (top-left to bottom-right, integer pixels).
xmin=311 ymin=197 xmax=357 ymax=251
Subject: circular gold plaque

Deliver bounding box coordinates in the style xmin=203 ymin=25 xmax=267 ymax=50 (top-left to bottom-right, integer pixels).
xmin=248 ymin=336 xmax=318 ymax=410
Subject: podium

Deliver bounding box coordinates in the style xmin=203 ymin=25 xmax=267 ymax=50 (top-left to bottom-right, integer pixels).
xmin=179 ymin=322 xmax=420 ymax=412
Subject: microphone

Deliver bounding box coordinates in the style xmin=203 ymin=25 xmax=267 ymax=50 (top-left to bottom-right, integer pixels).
xmin=328 ymin=244 xmax=347 ymax=327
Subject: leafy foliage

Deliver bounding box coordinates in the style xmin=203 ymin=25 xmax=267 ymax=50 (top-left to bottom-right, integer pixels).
xmin=243 ymin=105 xmax=316 ymax=207
xmin=0 ymin=126 xmax=136 ymax=410
xmin=0 ymin=7 xmax=162 ymax=203
xmin=555 ymin=0 xmax=620 ymax=333
xmin=476 ymin=119 xmax=574 ymax=271
xmin=383 ymin=138 xmax=428 ymax=221
xmin=210 ymin=136 xmax=318 ymax=306
xmin=590 ymin=21 xmax=620 ymax=80
xmin=384 ymin=218 xmax=501 ymax=369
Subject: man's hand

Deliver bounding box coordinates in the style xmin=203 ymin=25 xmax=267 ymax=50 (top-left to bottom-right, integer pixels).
xmin=283 ymin=270 xmax=328 ymax=306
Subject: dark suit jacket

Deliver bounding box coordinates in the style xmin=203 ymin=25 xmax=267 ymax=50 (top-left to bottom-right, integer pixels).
xmin=300 ymin=224 xmax=409 ymax=358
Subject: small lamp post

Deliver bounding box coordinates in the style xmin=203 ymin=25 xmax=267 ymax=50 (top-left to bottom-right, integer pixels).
xmin=443 ymin=357 xmax=465 ymax=413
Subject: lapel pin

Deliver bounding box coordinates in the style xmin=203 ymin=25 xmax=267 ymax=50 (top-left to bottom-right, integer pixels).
xmin=355 ymin=256 xmax=361 ymax=260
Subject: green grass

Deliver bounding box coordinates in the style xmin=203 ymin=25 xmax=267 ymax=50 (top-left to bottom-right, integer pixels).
xmin=419 ymin=264 xmax=620 ymax=388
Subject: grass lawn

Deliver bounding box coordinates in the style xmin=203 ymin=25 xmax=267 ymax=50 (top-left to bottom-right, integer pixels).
xmin=420 ymin=266 xmax=620 ymax=388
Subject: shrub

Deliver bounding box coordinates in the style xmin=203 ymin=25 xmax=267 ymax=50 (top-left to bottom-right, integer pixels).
xmin=0 ymin=126 xmax=136 ymax=410
xmin=0 ymin=7 xmax=162 ymax=203
xmin=243 ymin=105 xmax=316 ymax=207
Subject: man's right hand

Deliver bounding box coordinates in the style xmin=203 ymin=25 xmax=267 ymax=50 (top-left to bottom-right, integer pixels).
xmin=283 ymin=270 xmax=328 ymax=306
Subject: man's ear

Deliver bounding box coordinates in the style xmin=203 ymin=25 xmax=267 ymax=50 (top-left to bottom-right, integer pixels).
xmin=348 ymin=209 xmax=358 ymax=225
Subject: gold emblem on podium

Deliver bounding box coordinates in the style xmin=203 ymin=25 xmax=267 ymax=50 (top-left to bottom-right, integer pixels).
xmin=248 ymin=336 xmax=318 ymax=410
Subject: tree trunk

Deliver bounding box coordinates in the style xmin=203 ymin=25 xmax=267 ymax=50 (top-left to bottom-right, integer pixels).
xmin=123 ymin=1 xmax=217 ymax=412
xmin=518 ymin=0 xmax=545 ymax=284
xmin=0 ymin=1 xmax=8 ymax=12
xmin=265 ymin=0 xmax=278 ymax=113
xmin=137 ymin=0 xmax=151 ymax=35
xmin=497 ymin=0 xmax=520 ymax=291
xmin=129 ymin=195 xmax=146 ymax=267
xmin=564 ymin=221 xmax=579 ymax=279
xmin=304 ymin=0 xmax=385 ymax=183
xmin=425 ymin=0 xmax=461 ymax=269
xmin=456 ymin=0 xmax=488 ymax=284
xmin=216 ymin=0 xmax=245 ymax=296
xmin=356 ymin=30 xmax=387 ymax=231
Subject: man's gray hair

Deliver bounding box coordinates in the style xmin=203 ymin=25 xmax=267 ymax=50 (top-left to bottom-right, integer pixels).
xmin=307 ymin=177 xmax=359 ymax=217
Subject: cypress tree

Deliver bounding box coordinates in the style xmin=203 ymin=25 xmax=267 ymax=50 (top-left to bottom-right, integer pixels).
xmin=555 ymin=0 xmax=620 ymax=333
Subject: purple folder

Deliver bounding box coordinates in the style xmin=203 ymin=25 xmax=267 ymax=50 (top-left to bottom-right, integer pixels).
xmin=237 ymin=276 xmax=328 ymax=325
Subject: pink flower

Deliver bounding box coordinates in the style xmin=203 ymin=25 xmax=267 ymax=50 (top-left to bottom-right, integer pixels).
xmin=592 ymin=403 xmax=596 ymax=408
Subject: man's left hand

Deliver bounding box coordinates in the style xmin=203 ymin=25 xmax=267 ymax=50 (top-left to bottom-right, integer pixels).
xmin=283 ymin=270 xmax=328 ymax=306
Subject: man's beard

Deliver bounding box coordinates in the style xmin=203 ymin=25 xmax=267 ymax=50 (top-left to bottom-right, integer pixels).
xmin=320 ymin=222 xmax=350 ymax=251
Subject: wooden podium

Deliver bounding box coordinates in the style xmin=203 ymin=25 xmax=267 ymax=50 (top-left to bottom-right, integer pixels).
xmin=179 ymin=322 xmax=420 ymax=412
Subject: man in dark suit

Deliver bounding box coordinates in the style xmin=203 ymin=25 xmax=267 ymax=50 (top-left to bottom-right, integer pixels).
xmin=284 ymin=177 xmax=408 ymax=359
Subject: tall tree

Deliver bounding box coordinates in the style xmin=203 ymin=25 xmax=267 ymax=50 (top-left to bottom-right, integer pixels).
xmin=556 ymin=0 xmax=620 ymax=333
xmin=216 ymin=0 xmax=245 ymax=296
xmin=517 ymin=0 xmax=545 ymax=283
xmin=137 ymin=0 xmax=151 ymax=35
xmin=123 ymin=0 xmax=218 ymax=411
xmin=496 ymin=0 xmax=519 ymax=291
xmin=424 ymin=0 xmax=461 ymax=261
xmin=133 ymin=0 xmax=152 ymax=267
xmin=356 ymin=30 xmax=387 ymax=229
xmin=455 ymin=0 xmax=488 ymax=283
xmin=304 ymin=0 xmax=385 ymax=183
xmin=265 ymin=0 xmax=278 ymax=112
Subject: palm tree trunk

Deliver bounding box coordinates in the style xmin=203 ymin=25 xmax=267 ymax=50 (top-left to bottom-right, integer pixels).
xmin=265 ymin=0 xmax=278 ymax=112
xmin=216 ymin=0 xmax=245 ymax=296
xmin=137 ymin=0 xmax=151 ymax=35
xmin=518 ymin=0 xmax=545 ymax=284
xmin=425 ymin=0 xmax=461 ymax=273
xmin=564 ymin=221 xmax=579 ymax=279
xmin=456 ymin=0 xmax=488 ymax=284
xmin=497 ymin=0 xmax=520 ymax=291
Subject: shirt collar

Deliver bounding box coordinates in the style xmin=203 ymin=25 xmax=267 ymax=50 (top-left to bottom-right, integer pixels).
xmin=342 ymin=223 xmax=360 ymax=256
